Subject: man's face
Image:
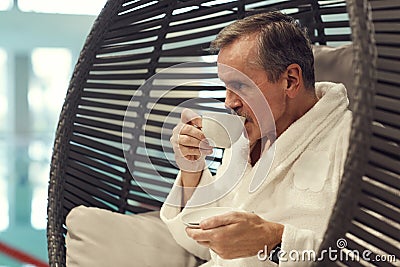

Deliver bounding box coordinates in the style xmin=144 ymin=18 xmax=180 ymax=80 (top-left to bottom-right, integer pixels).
xmin=217 ymin=34 xmax=286 ymax=146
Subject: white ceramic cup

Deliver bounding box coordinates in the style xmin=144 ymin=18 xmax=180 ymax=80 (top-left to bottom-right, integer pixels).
xmin=202 ymin=112 xmax=245 ymax=148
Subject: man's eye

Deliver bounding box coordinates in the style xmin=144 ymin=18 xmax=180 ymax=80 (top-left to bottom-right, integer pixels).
xmin=229 ymin=82 xmax=245 ymax=91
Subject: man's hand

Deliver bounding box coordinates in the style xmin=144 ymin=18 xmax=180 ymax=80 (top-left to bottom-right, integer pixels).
xmin=185 ymin=211 xmax=284 ymax=260
xmin=170 ymin=108 xmax=213 ymax=174
xmin=170 ymin=109 xmax=213 ymax=205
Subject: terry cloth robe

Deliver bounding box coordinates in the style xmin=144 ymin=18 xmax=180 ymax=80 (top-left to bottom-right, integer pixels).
xmin=160 ymin=82 xmax=352 ymax=266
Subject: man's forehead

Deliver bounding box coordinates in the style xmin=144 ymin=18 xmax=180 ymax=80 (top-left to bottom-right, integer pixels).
xmin=215 ymin=34 xmax=263 ymax=84
xmin=217 ymin=62 xmax=260 ymax=83
xmin=217 ymin=54 xmax=261 ymax=81
xmin=217 ymin=65 xmax=248 ymax=82
xmin=216 ymin=35 xmax=260 ymax=61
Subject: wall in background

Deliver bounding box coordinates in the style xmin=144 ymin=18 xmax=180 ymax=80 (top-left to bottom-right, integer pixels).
xmin=0 ymin=2 xmax=101 ymax=265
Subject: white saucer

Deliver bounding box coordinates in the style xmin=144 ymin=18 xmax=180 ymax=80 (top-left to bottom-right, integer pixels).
xmin=181 ymin=207 xmax=236 ymax=228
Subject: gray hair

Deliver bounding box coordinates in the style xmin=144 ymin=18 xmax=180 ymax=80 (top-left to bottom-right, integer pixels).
xmin=210 ymin=11 xmax=315 ymax=90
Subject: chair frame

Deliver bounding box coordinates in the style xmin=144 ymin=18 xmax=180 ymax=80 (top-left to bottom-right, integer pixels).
xmin=47 ymin=0 xmax=400 ymax=266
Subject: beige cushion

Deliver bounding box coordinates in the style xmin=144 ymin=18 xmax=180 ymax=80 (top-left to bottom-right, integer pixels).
xmin=66 ymin=206 xmax=198 ymax=267
xmin=313 ymin=44 xmax=354 ymax=109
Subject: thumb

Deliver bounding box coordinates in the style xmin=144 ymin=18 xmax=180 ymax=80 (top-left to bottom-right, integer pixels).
xmin=181 ymin=108 xmax=202 ymax=128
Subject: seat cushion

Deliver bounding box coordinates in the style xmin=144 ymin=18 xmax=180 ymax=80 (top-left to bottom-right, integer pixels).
xmin=65 ymin=206 xmax=199 ymax=267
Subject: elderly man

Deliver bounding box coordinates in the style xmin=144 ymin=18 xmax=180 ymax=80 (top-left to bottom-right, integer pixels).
xmin=161 ymin=11 xmax=352 ymax=266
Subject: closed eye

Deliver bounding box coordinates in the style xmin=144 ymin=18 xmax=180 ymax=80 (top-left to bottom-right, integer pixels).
xmin=226 ymin=81 xmax=247 ymax=91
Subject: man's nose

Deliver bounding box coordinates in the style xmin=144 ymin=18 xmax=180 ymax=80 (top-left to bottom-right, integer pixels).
xmin=225 ymin=89 xmax=242 ymax=109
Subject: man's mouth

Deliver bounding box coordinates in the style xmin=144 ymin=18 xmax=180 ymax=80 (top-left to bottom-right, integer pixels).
xmin=228 ymin=108 xmax=251 ymax=123
xmin=235 ymin=112 xmax=249 ymax=121
xmin=243 ymin=116 xmax=251 ymax=124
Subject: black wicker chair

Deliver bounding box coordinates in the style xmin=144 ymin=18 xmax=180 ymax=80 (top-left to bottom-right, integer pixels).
xmin=47 ymin=0 xmax=400 ymax=266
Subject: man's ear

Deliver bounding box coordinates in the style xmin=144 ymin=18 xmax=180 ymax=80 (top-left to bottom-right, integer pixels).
xmin=285 ymin=64 xmax=302 ymax=98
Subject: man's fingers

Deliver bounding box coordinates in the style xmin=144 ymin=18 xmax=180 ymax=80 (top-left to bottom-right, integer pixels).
xmin=185 ymin=227 xmax=213 ymax=242
xmin=181 ymin=108 xmax=201 ymax=127
xmin=200 ymin=212 xmax=244 ymax=230
xmin=172 ymin=122 xmax=206 ymax=142
xmin=178 ymin=134 xmax=201 ymax=148
xmin=172 ymin=123 xmax=212 ymax=153
xmin=172 ymin=122 xmax=185 ymax=136
xmin=181 ymin=124 xmax=206 ymax=141
xmin=169 ymin=109 xmax=213 ymax=172
xmin=190 ymin=117 xmax=202 ymax=129
xmin=179 ymin=145 xmax=202 ymax=157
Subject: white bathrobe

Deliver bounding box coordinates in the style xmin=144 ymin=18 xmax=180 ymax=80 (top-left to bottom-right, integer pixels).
xmin=160 ymin=82 xmax=352 ymax=266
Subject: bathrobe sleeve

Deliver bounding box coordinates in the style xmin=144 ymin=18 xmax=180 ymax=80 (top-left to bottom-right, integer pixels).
xmin=160 ymin=169 xmax=215 ymax=260
xmin=160 ymin=148 xmax=233 ymax=260
xmin=278 ymin=224 xmax=323 ymax=266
